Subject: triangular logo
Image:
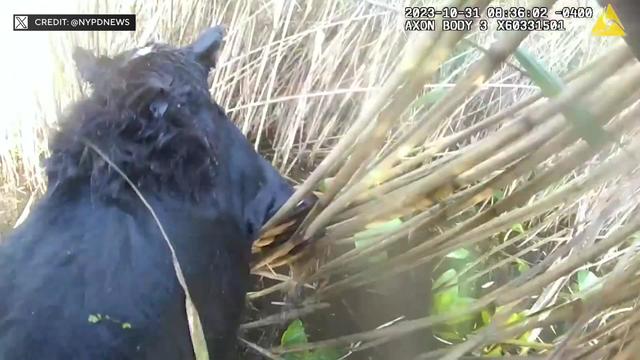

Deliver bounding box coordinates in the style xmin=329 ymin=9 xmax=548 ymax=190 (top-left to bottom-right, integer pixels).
xmin=592 ymin=4 xmax=626 ymax=37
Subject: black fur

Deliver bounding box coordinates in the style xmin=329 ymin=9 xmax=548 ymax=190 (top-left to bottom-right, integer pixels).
xmin=0 ymin=26 xmax=293 ymax=359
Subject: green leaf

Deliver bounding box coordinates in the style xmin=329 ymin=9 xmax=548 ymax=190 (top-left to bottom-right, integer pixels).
xmin=414 ymin=87 xmax=448 ymax=108
xmin=281 ymin=320 xmax=341 ymax=360
xmin=446 ymin=248 xmax=471 ymax=260
xmin=122 ymin=322 xmax=132 ymax=329
xmin=353 ymin=234 xmax=382 ymax=248
xmin=492 ymin=190 xmax=505 ymax=202
xmin=485 ymin=345 xmax=503 ymax=357
xmin=281 ymin=320 xmax=311 ymax=360
xmin=433 ymin=287 xmax=458 ymax=314
xmin=431 ymin=288 xmax=476 ymax=334
xmin=493 ymin=306 xmax=527 ymax=327
xmin=318 ymin=177 xmax=334 ymax=193
xmin=434 ymin=329 xmax=465 ymax=342
xmin=355 ymin=218 xmax=403 ymax=239
xmin=307 ymin=348 xmax=342 ymax=360
xmin=515 ymin=48 xmax=610 ymax=148
xmin=281 ymin=320 xmax=309 ymax=347
xmin=433 ymin=269 xmax=458 ymax=290
xmin=432 ymin=274 xmax=481 ymax=339
xmin=455 ymin=296 xmax=475 ymax=307
xmin=481 ymin=310 xmax=492 ymax=326
xmin=514 ymin=48 xmax=563 ymax=97
xmin=506 ymin=311 xmax=526 ymax=326
xmin=515 ymin=259 xmax=530 ymax=273
xmin=432 ymin=287 xmax=476 ymax=326
xmin=353 ymin=235 xmax=388 ymax=262
xmin=576 ymin=270 xmax=600 ymax=294
xmin=511 ymin=223 xmax=525 ymax=234
xmin=353 ymin=219 xmax=403 ymax=263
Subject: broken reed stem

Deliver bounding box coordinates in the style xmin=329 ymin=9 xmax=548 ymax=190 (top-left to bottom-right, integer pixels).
xmin=248 ymin=280 xmax=289 ymax=300
xmin=240 ymin=302 xmax=329 ymax=330
xmin=238 ymin=337 xmax=284 ymax=360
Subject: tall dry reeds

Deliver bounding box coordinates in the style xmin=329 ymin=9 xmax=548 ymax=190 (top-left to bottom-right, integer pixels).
xmin=3 ymin=0 xmax=640 ymax=359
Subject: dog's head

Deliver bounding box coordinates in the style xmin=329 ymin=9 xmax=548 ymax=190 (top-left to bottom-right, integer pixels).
xmin=72 ymin=26 xmax=225 ymax=118
xmin=48 ymin=26 xmax=293 ymax=240
xmin=47 ymin=26 xmax=230 ymax=198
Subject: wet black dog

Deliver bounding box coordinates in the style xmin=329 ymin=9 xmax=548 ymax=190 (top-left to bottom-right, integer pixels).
xmin=0 ymin=26 xmax=293 ymax=359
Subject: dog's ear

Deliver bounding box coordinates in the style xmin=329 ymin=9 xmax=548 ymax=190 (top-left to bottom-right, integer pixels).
xmin=72 ymin=47 xmax=114 ymax=85
xmin=186 ymin=25 xmax=225 ymax=70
